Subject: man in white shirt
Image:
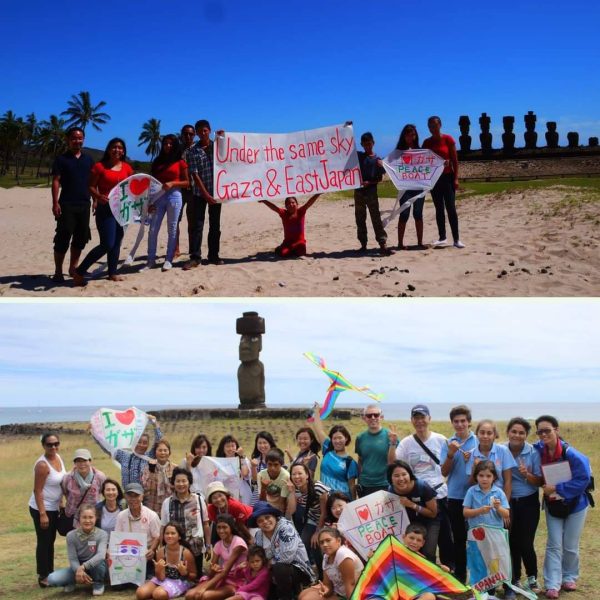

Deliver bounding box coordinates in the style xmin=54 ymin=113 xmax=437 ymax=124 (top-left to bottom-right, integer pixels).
xmin=392 ymin=404 xmax=454 ymax=570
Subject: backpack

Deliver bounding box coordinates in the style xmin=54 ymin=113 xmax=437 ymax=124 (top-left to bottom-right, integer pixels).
xmin=560 ymin=443 xmax=595 ymax=508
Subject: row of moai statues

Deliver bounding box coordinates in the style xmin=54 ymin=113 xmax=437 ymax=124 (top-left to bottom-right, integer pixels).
xmin=459 ymin=111 xmax=599 ymax=153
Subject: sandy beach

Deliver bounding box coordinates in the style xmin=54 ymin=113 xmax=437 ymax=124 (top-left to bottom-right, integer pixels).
xmin=0 ymin=185 xmax=599 ymax=297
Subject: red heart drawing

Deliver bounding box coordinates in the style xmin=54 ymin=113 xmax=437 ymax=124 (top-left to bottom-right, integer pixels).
xmin=472 ymin=527 xmax=486 ymax=541
xmin=115 ymin=409 xmax=135 ymax=425
xmin=402 ymin=154 xmax=412 ymax=164
xmin=129 ymin=177 xmax=150 ymax=195
xmin=213 ymin=469 xmax=218 ymax=477
xmin=357 ymin=507 xmax=370 ymax=521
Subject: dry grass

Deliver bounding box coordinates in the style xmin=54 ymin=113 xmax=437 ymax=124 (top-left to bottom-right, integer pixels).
xmin=1 ymin=417 xmax=597 ymax=598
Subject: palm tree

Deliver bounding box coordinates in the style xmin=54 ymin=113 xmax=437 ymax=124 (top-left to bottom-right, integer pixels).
xmin=138 ymin=118 xmax=162 ymax=160
xmin=20 ymin=112 xmax=38 ymax=175
xmin=61 ymin=90 xmax=111 ymax=132
xmin=36 ymin=115 xmax=66 ymax=181
xmin=0 ymin=110 xmax=20 ymax=175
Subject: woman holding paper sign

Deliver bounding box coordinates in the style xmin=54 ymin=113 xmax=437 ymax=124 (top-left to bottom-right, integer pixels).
xmin=533 ymin=415 xmax=592 ymax=598
xmin=422 ymin=116 xmax=464 ymax=249
xmin=386 ymin=460 xmax=439 ymax=562
xmin=73 ymin=138 xmax=134 ymax=286
xmin=395 ymin=124 xmax=427 ymax=250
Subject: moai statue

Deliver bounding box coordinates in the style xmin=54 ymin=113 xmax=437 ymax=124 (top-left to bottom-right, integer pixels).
xmin=524 ymin=111 xmax=538 ymax=149
xmin=545 ymin=122 xmax=559 ymax=148
xmin=567 ymin=132 xmax=579 ymax=148
xmin=589 ymin=137 xmax=599 ymax=148
xmin=458 ymin=115 xmax=472 ymax=152
xmin=479 ymin=112 xmax=493 ymax=153
xmin=502 ymin=116 xmax=516 ymax=153
xmin=236 ymin=311 xmax=266 ymax=409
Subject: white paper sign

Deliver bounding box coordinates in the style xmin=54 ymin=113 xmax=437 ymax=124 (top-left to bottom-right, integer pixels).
xmin=213 ymin=124 xmax=361 ymax=203
xmin=382 ymin=149 xmax=445 ymax=191
xmin=336 ymin=490 xmax=408 ymax=560
xmin=196 ymin=456 xmax=241 ymax=499
xmin=108 ymin=531 xmax=147 ymax=586
xmin=108 ymin=174 xmax=165 ymax=226
xmin=90 ymin=407 xmax=149 ymax=454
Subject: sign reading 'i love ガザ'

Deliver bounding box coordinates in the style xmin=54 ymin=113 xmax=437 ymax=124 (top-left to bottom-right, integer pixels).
xmin=108 ymin=174 xmax=165 ymax=226
xmin=90 ymin=407 xmax=149 ymax=454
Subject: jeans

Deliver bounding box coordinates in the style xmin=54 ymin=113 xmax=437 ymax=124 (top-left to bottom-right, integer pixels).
xmin=437 ymin=498 xmax=455 ymax=570
xmin=148 ymin=189 xmax=182 ymax=263
xmin=47 ymin=560 xmax=107 ymax=587
xmin=77 ymin=203 xmax=124 ymax=276
xmin=509 ymin=492 xmax=540 ymax=582
xmin=188 ymin=195 xmax=222 ymax=261
xmin=430 ymin=172 xmax=459 ymax=241
xmin=354 ymin=186 xmax=387 ymax=245
xmin=543 ymin=506 xmax=588 ymax=590
xmin=29 ymin=507 xmax=59 ymax=579
xmin=447 ymin=498 xmax=468 ymax=582
xmin=300 ymin=522 xmax=323 ymax=579
xmin=419 ymin=516 xmax=441 ymax=563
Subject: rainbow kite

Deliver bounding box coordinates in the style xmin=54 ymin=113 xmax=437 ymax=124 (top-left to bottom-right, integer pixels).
xmin=350 ymin=535 xmax=478 ymax=600
xmin=304 ymin=352 xmax=383 ymax=420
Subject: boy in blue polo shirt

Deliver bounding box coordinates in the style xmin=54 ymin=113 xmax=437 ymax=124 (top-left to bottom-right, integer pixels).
xmin=439 ymin=405 xmax=477 ymax=583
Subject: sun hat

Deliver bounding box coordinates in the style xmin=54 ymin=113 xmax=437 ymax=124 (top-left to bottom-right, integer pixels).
xmin=73 ymin=448 xmax=92 ymax=461
xmin=411 ymin=404 xmax=430 ymax=417
xmin=124 ymin=483 xmax=144 ymax=495
xmin=206 ymin=481 xmax=230 ymax=502
xmin=247 ymin=500 xmax=283 ymax=527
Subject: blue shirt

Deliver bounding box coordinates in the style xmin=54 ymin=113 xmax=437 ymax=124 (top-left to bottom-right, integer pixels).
xmin=319 ymin=438 xmax=358 ymax=497
xmin=440 ymin=431 xmax=477 ymax=499
xmin=502 ymin=442 xmax=541 ymax=499
xmin=355 ymin=428 xmax=390 ymax=487
xmin=463 ymin=484 xmax=509 ymax=528
xmin=465 ymin=442 xmax=517 ymax=491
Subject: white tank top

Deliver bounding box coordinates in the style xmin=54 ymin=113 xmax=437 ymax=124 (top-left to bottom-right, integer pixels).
xmin=323 ymin=545 xmax=363 ymax=597
xmin=28 ymin=453 xmax=67 ymax=512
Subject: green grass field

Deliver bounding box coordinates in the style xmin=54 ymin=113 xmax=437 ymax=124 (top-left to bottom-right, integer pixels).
xmin=1 ymin=416 xmax=597 ymax=599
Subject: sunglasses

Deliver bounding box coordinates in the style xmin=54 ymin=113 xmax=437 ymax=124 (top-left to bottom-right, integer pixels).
xmin=536 ymin=428 xmax=554 ymax=435
xmin=365 ymin=413 xmax=382 ymax=419
xmin=45 ymin=442 xmax=60 ymax=448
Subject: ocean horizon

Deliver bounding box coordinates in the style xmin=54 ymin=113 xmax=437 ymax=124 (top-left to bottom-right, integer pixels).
xmin=1 ymin=401 xmax=599 ymax=427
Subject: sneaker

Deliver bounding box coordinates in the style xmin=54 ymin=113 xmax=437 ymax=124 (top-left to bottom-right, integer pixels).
xmin=545 ymin=590 xmax=559 ymax=599
xmin=208 ymin=257 xmax=224 ymax=265
xmin=562 ymin=582 xmax=577 ymax=591
xmin=140 ymin=261 xmax=155 ymax=272
xmin=63 ymin=584 xmax=76 ymax=593
xmin=526 ymin=576 xmax=541 ymax=593
xmin=503 ymin=589 xmax=516 ymax=599
xmin=433 ymin=239 xmax=448 ymax=247
xmin=162 ymin=261 xmax=172 ymax=271
xmin=92 ymin=583 xmax=105 ymax=596
xmin=454 ymin=240 xmax=465 ymax=249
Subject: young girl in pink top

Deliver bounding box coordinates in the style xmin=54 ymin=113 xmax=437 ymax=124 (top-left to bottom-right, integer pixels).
xmin=226 ymin=546 xmax=270 ymax=600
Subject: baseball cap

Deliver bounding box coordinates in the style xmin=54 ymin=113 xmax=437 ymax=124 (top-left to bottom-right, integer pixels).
xmin=124 ymin=483 xmax=144 ymax=495
xmin=411 ymin=404 xmax=430 ymax=417
xmin=73 ymin=448 xmax=92 ymax=461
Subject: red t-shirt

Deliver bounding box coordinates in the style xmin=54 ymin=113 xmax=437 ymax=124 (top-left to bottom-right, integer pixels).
xmin=422 ymin=134 xmax=455 ymax=174
xmin=152 ymin=159 xmax=188 ymax=185
xmin=207 ymin=497 xmax=253 ymax=524
xmin=92 ymin=161 xmax=134 ymax=196
xmin=277 ymin=204 xmax=308 ymax=245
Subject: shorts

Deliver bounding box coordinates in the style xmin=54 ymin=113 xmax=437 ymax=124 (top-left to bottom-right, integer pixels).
xmin=149 ymin=576 xmax=193 ymax=598
xmin=53 ymin=203 xmax=91 ymax=253
xmin=399 ymin=190 xmax=424 ymax=223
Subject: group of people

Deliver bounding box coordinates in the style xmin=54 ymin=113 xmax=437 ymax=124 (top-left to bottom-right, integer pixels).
xmin=50 ymin=117 xmax=463 ymax=286
xmin=29 ymin=404 xmax=591 ymax=599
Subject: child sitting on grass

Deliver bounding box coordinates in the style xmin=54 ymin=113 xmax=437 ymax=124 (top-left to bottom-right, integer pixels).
xmin=259 ymin=194 xmax=320 ymax=258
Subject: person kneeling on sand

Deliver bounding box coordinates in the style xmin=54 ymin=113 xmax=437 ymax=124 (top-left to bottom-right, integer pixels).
xmin=260 ymin=194 xmax=320 ymax=258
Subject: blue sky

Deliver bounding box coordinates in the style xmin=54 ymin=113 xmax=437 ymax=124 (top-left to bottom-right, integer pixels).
xmin=1 ymin=299 xmax=598 ymax=411
xmin=2 ymin=1 xmax=599 ymax=160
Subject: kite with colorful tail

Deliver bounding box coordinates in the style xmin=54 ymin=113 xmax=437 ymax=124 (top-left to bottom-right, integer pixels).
xmin=350 ymin=535 xmax=481 ymax=600
xmin=303 ymin=352 xmax=383 ymax=420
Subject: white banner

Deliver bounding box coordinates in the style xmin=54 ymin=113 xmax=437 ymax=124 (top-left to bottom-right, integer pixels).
xmin=196 ymin=456 xmax=241 ymax=499
xmin=213 ymin=124 xmax=361 ymax=203
xmin=336 ymin=490 xmax=408 ymax=560
xmin=108 ymin=174 xmax=164 ymax=226
xmin=108 ymin=531 xmax=147 ymax=586
xmin=90 ymin=407 xmax=149 ymax=455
